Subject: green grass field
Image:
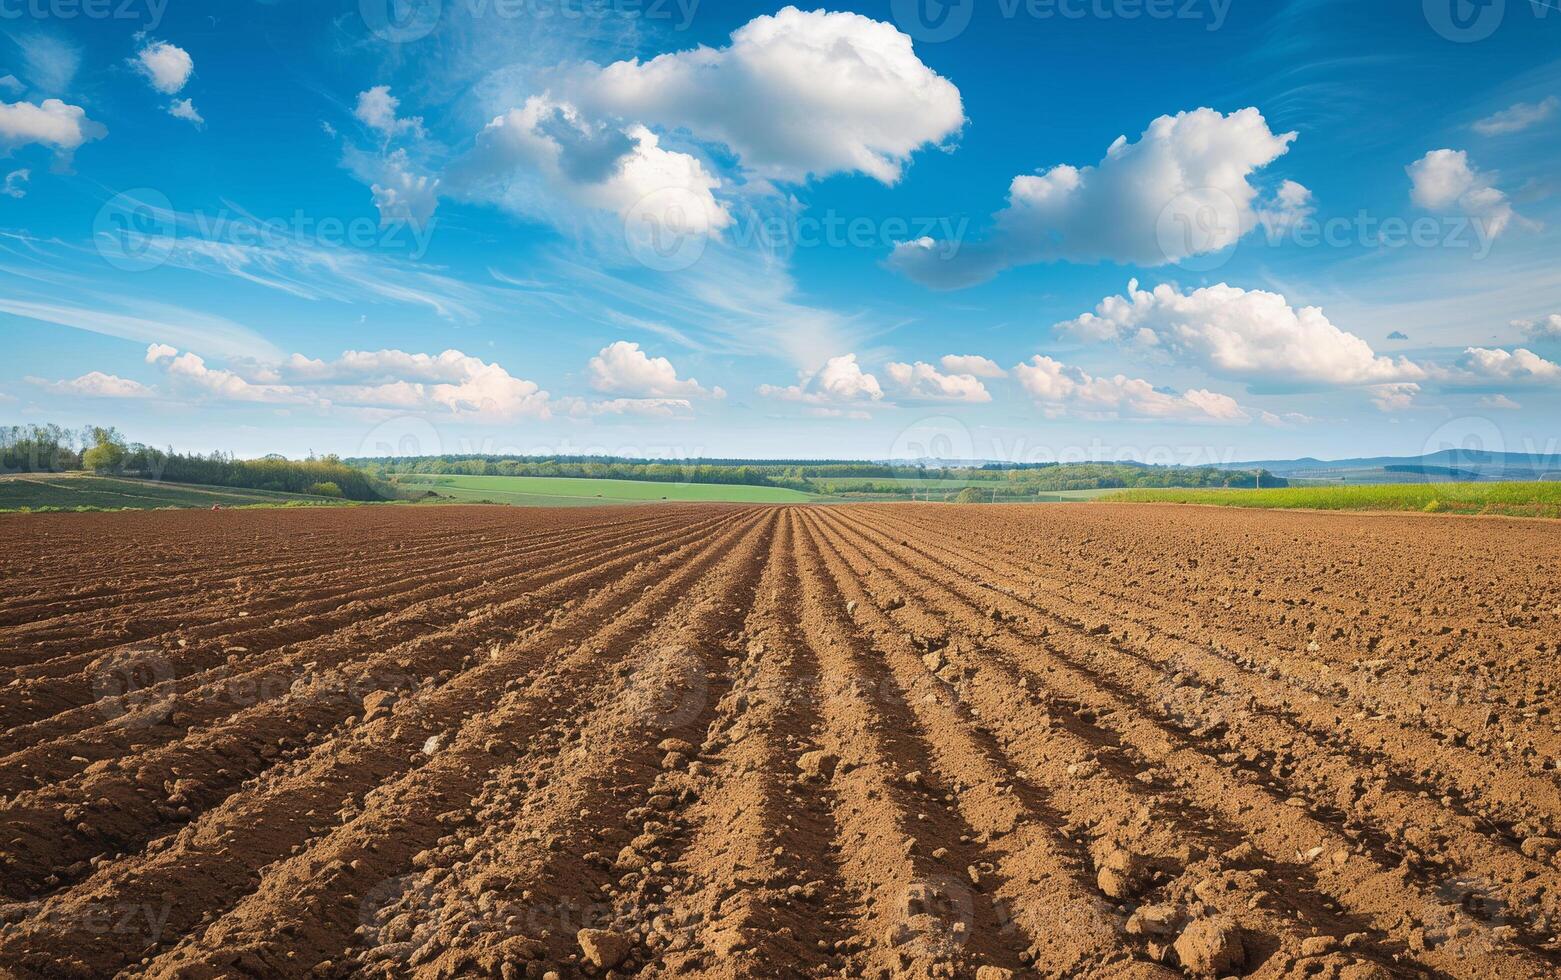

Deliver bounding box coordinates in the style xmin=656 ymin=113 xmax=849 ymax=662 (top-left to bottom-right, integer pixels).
xmin=394 ymin=474 xmax=817 ymax=505
xmin=803 ymin=476 xmax=1120 ymax=502
xmin=1103 ymin=481 xmax=1561 ymax=518
xmin=0 ymin=475 xmax=345 ymax=512
xmin=1029 ymin=489 xmax=1120 ymax=502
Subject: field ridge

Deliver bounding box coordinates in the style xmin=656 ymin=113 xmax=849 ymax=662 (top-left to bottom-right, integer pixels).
xmin=1 ymin=502 xmax=1557 ymax=978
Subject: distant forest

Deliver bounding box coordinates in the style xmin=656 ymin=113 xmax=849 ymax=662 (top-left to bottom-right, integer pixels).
xmin=2 ymin=424 xmax=389 ymax=501
xmin=355 ymin=453 xmax=1286 ymax=493
xmin=2 ymin=426 xmax=1284 ymax=501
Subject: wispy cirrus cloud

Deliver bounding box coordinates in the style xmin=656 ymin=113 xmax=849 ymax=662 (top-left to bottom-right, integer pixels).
xmin=1473 ymin=96 xmax=1558 ymax=136
xmin=0 ymin=294 xmax=281 ymax=361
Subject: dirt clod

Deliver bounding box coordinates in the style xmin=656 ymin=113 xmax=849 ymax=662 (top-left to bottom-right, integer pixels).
xmin=578 ymin=928 xmax=632 ymax=969
xmin=1095 ymin=847 xmax=1148 ymax=900
xmin=797 ymin=750 xmax=839 ymax=781
xmin=1174 ymin=917 xmax=1246 ymax=977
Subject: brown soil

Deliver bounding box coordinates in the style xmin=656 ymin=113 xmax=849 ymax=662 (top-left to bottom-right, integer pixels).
xmin=0 ymin=503 xmax=1558 ymax=979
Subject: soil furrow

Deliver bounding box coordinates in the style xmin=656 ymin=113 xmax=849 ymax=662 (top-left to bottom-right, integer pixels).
xmin=878 ymin=506 xmax=1561 ymax=785
xmin=0 ymin=510 xmax=744 ymax=902
xmin=340 ymin=511 xmax=786 ymax=980
xmin=0 ymin=510 xmax=767 ymax=978
xmin=847 ymin=507 xmax=1561 ymax=943
xmin=136 ymin=509 xmax=778 ymax=980
xmin=0 ymin=509 xmax=679 ymax=681
xmin=0 ymin=510 xmax=720 ymax=797
xmin=794 ymin=510 xmax=1167 ymax=979
xmin=0 ymin=508 xmax=551 ymax=639
xmin=818 ymin=506 xmax=1556 ymax=977
xmin=622 ymin=511 xmax=858 ymax=978
xmin=3 ymin=501 xmax=1556 ymax=979
xmin=810 ymin=510 xmax=1397 ymax=976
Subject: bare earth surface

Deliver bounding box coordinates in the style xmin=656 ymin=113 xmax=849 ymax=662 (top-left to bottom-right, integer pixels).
xmin=1 ymin=503 xmax=1559 ymax=979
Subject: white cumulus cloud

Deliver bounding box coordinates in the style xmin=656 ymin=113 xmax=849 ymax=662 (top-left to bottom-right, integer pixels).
xmin=167 ymin=98 xmax=203 ymax=126
xmin=150 ymin=346 xmax=314 ymax=405
xmin=759 ymin=353 xmax=884 ymax=407
xmin=27 ymin=371 xmax=155 ymax=399
xmin=455 ymin=96 xmax=730 ymax=237
xmin=133 ymin=41 xmax=193 ymax=95
xmin=1407 ymin=149 xmax=1518 ymax=240
xmin=355 ymin=86 xmax=424 ymax=139
xmin=566 ymin=6 xmax=963 ymax=185
xmin=1452 ymin=347 xmax=1561 ymax=383
xmin=368 ymin=149 xmax=440 ymax=227
xmin=1012 ymin=355 xmax=1248 ymax=422
xmin=1259 ymin=410 xmax=1316 ymax=427
xmin=0 ymin=98 xmax=107 ymax=161
xmin=889 ymin=107 xmax=1297 ymax=288
xmin=939 ymin=354 xmax=1006 ymax=378
xmin=1514 ymin=314 xmax=1561 ymax=343
xmin=1058 ymin=280 xmax=1426 ymax=387
xmin=1370 ymin=383 xmax=1420 ymax=413
xmin=143 ymin=344 xmax=558 ymax=420
xmin=1257 ymin=179 xmax=1314 ymax=236
xmin=884 ymin=361 xmax=991 ymax=402
xmin=579 ymin=397 xmax=696 ymax=418
xmin=586 ymin=340 xmax=723 ymax=399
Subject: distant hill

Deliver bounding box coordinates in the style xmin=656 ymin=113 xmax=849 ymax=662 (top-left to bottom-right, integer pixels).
xmin=1221 ymin=450 xmax=1561 ymax=483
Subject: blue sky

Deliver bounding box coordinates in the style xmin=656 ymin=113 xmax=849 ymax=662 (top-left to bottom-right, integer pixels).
xmin=2 ymin=0 xmax=1559 ymax=463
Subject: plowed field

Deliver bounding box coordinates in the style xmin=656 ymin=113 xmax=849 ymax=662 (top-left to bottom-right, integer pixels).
xmin=1 ymin=504 xmax=1559 ymax=979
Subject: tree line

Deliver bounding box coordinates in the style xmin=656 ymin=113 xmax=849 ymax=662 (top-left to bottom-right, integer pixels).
xmin=1 ymin=424 xmax=388 ymax=501
xmin=356 ymin=452 xmax=1284 ymax=493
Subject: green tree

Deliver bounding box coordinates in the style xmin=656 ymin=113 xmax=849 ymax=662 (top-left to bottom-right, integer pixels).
xmin=81 ymin=427 xmax=127 ymax=473
xmin=308 ymin=481 xmax=344 ymax=498
xmin=954 ymin=486 xmax=986 ymax=504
